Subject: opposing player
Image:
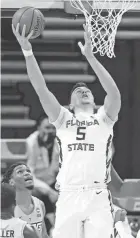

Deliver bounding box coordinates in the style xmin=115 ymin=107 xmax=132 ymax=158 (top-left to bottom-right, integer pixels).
xmin=12 ymin=22 xmax=121 ymax=238
xmin=2 ymin=162 xmax=49 ymax=238
xmin=0 ymin=183 xmax=39 ymax=238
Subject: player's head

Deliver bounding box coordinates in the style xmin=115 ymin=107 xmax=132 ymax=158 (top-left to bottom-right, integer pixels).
xmin=1 ymin=183 xmax=16 ymax=215
xmin=69 ymin=82 xmax=95 ymax=112
xmin=2 ymin=162 xmax=34 ymax=191
xmin=37 ymin=115 xmax=56 ymax=143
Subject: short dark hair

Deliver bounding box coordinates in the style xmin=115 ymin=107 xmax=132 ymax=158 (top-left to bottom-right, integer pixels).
xmin=36 ymin=114 xmax=49 ymax=127
xmin=70 ymin=82 xmax=89 ymax=97
xmin=2 ymin=162 xmax=27 ymax=184
xmin=1 ymin=183 xmax=16 ymax=210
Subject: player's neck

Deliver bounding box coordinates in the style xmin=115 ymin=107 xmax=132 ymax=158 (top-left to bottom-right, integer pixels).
xmin=16 ymin=189 xmax=32 ymax=207
xmin=75 ymin=105 xmax=94 ymax=115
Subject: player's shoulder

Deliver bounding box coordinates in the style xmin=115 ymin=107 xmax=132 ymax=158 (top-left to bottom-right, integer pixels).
xmin=50 ymin=106 xmax=73 ymax=129
xmin=32 ymin=196 xmax=45 ymax=214
xmin=15 ymin=217 xmax=27 ymax=225
xmin=32 ymin=196 xmax=46 ymax=216
xmin=95 ymin=105 xmax=117 ymax=127
xmin=32 ymin=195 xmax=41 ymax=204
xmin=10 ymin=217 xmax=27 ymax=230
xmin=60 ymin=106 xmax=73 ymax=116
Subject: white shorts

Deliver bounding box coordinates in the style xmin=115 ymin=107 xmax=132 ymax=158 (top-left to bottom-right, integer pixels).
xmin=53 ymin=185 xmax=115 ymax=238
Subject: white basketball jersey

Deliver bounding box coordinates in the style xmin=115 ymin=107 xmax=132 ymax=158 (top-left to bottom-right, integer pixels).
xmin=51 ymin=106 xmax=117 ymax=188
xmin=0 ymin=217 xmax=26 ymax=238
xmin=14 ymin=196 xmax=44 ymax=234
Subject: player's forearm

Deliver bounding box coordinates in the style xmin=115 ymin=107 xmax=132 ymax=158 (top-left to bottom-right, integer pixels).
xmin=85 ymin=53 xmax=120 ymax=98
xmin=24 ymin=54 xmax=49 ymax=96
xmin=34 ymin=177 xmax=51 ymax=192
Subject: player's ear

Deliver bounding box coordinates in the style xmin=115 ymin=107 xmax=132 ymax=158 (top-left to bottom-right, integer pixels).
xmin=9 ymin=178 xmax=15 ymax=187
xmin=69 ymin=104 xmax=74 ymax=112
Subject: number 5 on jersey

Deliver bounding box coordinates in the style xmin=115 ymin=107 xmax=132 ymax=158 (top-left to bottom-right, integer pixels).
xmin=76 ymin=127 xmax=86 ymax=140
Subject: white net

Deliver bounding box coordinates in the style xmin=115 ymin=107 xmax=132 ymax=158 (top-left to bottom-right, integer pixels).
xmin=70 ymin=0 xmax=138 ymax=58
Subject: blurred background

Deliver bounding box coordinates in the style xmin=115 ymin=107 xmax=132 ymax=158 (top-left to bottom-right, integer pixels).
xmin=1 ymin=0 xmax=140 ymax=236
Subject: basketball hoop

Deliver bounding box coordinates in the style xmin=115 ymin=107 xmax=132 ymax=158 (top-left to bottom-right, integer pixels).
xmin=70 ymin=0 xmax=138 ymax=58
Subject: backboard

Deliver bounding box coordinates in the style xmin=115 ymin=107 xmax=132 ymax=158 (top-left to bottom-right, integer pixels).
xmin=1 ymin=0 xmax=140 ymax=10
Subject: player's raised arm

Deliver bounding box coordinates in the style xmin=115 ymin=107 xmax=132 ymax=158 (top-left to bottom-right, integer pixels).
xmin=12 ymin=23 xmax=61 ymax=122
xmin=78 ymin=24 xmax=121 ymax=121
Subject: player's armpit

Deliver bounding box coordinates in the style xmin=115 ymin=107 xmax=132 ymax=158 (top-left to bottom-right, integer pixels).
xmin=38 ymin=87 xmax=61 ymax=123
xmin=104 ymin=92 xmax=121 ymax=122
xmin=50 ymin=106 xmax=71 ymax=129
xmin=97 ymin=106 xmax=117 ymax=126
xmin=23 ymin=224 xmax=39 ymax=238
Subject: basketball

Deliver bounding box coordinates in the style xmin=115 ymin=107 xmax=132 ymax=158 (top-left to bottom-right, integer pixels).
xmin=12 ymin=6 xmax=45 ymax=39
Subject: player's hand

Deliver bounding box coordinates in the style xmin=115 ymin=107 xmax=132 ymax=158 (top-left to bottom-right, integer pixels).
xmin=114 ymin=209 xmax=127 ymax=223
xmin=12 ymin=23 xmax=33 ymax=51
xmin=78 ymin=24 xmax=92 ymax=56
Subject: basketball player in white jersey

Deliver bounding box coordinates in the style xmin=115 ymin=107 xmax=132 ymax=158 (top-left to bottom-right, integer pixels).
xmin=2 ymin=162 xmax=49 ymax=238
xmin=0 ymin=183 xmax=39 ymax=238
xmin=12 ymin=23 xmax=121 ymax=238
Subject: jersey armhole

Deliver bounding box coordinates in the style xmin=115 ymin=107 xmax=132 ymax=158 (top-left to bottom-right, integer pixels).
xmin=97 ymin=106 xmax=118 ymax=127
xmin=49 ymin=106 xmax=72 ymax=130
xmin=37 ymin=198 xmax=46 ymax=218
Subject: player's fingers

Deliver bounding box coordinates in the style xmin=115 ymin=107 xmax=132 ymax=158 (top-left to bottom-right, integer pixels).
xmin=16 ymin=23 xmax=20 ymax=34
xmin=22 ymin=24 xmax=26 ymax=37
xmin=78 ymin=41 xmax=83 ymax=49
xmin=121 ymin=209 xmax=127 ymax=216
xmin=78 ymin=42 xmax=84 ymax=55
xmin=83 ymin=23 xmax=86 ymax=31
xmin=27 ymin=30 xmax=34 ymax=40
xmin=83 ymin=23 xmax=89 ymax=33
xmin=83 ymin=25 xmax=90 ymax=42
xmin=85 ymin=31 xmax=91 ymax=45
xmin=84 ymin=32 xmax=90 ymax=44
xmin=87 ymin=30 xmax=91 ymax=40
xmin=12 ymin=24 xmax=16 ymax=35
xmin=84 ymin=32 xmax=87 ymax=40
